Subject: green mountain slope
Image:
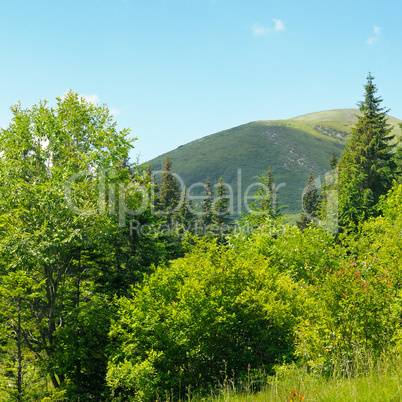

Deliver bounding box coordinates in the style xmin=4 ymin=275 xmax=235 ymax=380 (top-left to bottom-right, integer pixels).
xmin=145 ymin=109 xmax=401 ymax=215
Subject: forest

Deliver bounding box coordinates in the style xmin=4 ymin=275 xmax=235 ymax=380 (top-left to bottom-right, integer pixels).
xmin=1 ymin=74 xmax=402 ymax=401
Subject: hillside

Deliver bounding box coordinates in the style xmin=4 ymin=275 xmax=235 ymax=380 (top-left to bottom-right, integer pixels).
xmin=145 ymin=109 xmax=402 ymax=214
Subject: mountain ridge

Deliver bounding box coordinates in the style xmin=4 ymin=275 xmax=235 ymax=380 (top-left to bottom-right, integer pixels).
xmin=145 ymin=109 xmax=401 ymax=214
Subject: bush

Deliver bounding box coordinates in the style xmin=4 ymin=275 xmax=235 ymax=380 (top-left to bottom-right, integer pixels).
xmin=107 ymin=238 xmax=309 ymax=400
xmin=295 ymin=184 xmax=402 ymax=375
xmin=296 ymin=261 xmax=398 ymax=375
xmin=253 ymin=224 xmax=343 ymax=284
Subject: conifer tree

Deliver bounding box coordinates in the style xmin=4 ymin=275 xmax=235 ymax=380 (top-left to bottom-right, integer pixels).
xmin=201 ymin=178 xmax=214 ymax=227
xmin=173 ymin=187 xmax=196 ymax=233
xmin=297 ymin=172 xmax=319 ymax=230
xmin=158 ymin=155 xmax=181 ymax=221
xmin=260 ymin=167 xmax=275 ymax=214
xmin=245 ymin=167 xmax=280 ymax=227
xmin=213 ymin=177 xmax=231 ymax=225
xmin=254 ymin=167 xmax=278 ymax=218
xmin=338 ymin=73 xmax=396 ymax=230
xmin=144 ymin=164 xmax=159 ymax=211
xmin=329 ymin=149 xmax=338 ymax=169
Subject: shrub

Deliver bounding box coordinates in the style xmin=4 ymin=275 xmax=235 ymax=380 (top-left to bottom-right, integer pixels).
xmin=254 ymin=224 xmax=343 ymax=284
xmin=296 ymin=261 xmax=398 ymax=375
xmin=295 ymin=184 xmax=402 ymax=374
xmin=107 ymin=238 xmax=308 ymax=400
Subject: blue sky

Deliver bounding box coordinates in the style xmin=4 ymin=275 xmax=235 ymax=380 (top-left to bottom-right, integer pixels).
xmin=1 ymin=0 xmax=401 ymax=162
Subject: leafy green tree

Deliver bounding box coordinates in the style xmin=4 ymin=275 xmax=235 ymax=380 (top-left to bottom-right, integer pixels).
xmin=296 ymin=172 xmax=319 ymax=230
xmin=52 ymin=294 xmax=112 ymax=400
xmin=0 ymin=93 xmax=128 ymax=393
xmin=0 ymin=92 xmax=164 ymax=399
xmin=337 ymin=73 xmax=396 ymax=230
xmin=0 ymin=271 xmax=43 ymax=401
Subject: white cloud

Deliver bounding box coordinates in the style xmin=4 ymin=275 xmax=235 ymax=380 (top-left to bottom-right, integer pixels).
xmin=373 ymin=26 xmax=381 ymax=35
xmin=252 ymin=24 xmax=268 ymax=36
xmin=252 ymin=19 xmax=285 ymax=36
xmin=273 ymin=19 xmax=285 ymax=32
xmin=367 ymin=26 xmax=381 ymax=45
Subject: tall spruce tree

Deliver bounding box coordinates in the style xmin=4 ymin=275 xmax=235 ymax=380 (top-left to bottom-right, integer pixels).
xmin=245 ymin=167 xmax=280 ymax=227
xmin=260 ymin=167 xmax=275 ymax=214
xmin=158 ymin=155 xmax=181 ymax=222
xmin=338 ymin=73 xmax=396 ymax=230
xmin=173 ymin=187 xmax=196 ymax=233
xmin=201 ymin=178 xmax=214 ymax=227
xmin=297 ymin=172 xmax=319 ymax=230
xmin=213 ymin=177 xmax=231 ymax=225
xmin=329 ymin=149 xmax=338 ymax=169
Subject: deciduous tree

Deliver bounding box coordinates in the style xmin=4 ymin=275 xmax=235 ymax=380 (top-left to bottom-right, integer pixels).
xmin=0 ymin=92 xmax=160 ymax=398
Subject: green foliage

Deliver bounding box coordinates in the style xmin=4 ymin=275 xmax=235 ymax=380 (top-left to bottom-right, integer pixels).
xmin=329 ymin=148 xmax=338 ymax=169
xmin=173 ymin=186 xmax=197 ymax=233
xmin=212 ymin=177 xmax=231 ymax=226
xmin=296 ymin=262 xmax=398 ymax=375
xmin=0 ymin=271 xmax=44 ymax=401
xmin=2 ymin=90 xmax=402 ymax=401
xmin=296 ymin=172 xmax=319 ymax=230
xmin=254 ymin=224 xmax=342 ymax=284
xmin=0 ymin=92 xmax=169 ymax=399
xmin=200 ymin=178 xmax=214 ymax=227
xmin=107 ymin=238 xmax=308 ymax=400
xmin=337 ymin=74 xmax=396 ymax=230
xmin=345 ymin=183 xmax=402 ymax=288
xmin=52 ymin=295 xmax=112 ymax=400
xmin=295 ymin=183 xmax=402 ymax=375
xmin=243 ymin=168 xmax=281 ymax=228
xmin=158 ymin=155 xmax=181 ymax=220
xmin=107 ymin=350 xmax=162 ymax=401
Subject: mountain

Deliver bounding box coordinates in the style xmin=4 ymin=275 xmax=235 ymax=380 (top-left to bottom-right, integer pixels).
xmin=145 ymin=109 xmax=402 ymax=215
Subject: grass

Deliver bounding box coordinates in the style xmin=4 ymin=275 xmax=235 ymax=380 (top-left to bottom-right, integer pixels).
xmin=205 ymin=356 xmax=402 ymax=402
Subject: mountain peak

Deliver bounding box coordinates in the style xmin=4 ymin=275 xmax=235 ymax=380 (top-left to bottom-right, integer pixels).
xmin=291 ymin=108 xmax=359 ymax=123
xmin=145 ymin=109 xmax=401 ymax=215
